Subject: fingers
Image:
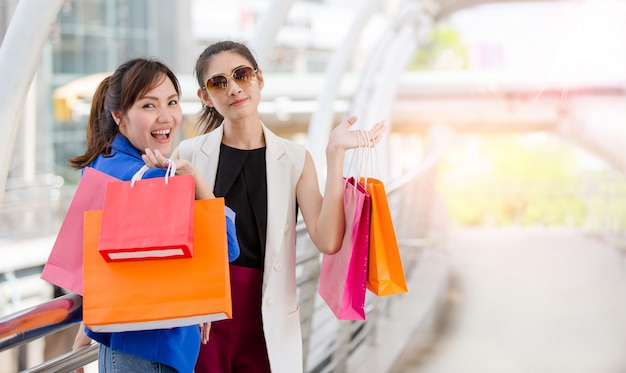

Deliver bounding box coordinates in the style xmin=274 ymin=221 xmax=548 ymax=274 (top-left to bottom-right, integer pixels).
xmin=329 ymin=116 xmax=385 ymax=150
xmin=143 ymin=149 xmax=170 ymax=168
xmin=345 ymin=115 xmax=358 ymax=127
xmin=369 ymin=120 xmax=386 ymax=146
xmin=356 ymin=119 xmax=386 ymax=148
xmin=200 ymin=322 xmax=211 ymax=344
xmin=371 ymin=119 xmax=386 ymax=136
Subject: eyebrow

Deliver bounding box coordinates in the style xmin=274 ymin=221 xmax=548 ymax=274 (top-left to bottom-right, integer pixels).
xmin=210 ymin=65 xmax=246 ymax=78
xmin=141 ymin=94 xmax=179 ymax=101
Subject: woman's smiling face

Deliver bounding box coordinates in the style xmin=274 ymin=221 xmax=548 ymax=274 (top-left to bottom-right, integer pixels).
xmin=115 ymin=74 xmax=182 ymax=156
xmin=200 ymin=50 xmax=263 ymax=122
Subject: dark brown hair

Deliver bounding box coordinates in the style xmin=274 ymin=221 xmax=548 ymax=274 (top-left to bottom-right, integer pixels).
xmin=68 ymin=58 xmax=181 ymax=169
xmin=194 ymin=41 xmax=259 ymax=134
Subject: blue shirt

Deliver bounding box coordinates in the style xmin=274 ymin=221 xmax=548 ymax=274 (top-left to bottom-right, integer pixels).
xmin=85 ymin=134 xmax=239 ymax=373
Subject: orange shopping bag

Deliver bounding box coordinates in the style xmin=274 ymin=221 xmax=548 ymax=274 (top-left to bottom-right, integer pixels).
xmin=83 ymin=198 xmax=232 ymax=333
xmin=360 ymin=177 xmax=408 ymax=296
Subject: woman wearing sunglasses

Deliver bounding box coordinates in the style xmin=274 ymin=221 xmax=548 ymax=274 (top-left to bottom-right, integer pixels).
xmin=166 ymin=40 xmax=385 ymax=373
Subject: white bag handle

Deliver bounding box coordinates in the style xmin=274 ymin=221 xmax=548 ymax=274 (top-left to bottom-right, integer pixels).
xmin=346 ymin=130 xmax=362 ymax=177
xmin=357 ymin=130 xmax=369 ymax=187
xmin=363 ymin=130 xmax=380 ymax=180
xmin=344 ymin=130 xmax=367 ymax=196
xmin=130 ymin=159 xmax=177 ymax=188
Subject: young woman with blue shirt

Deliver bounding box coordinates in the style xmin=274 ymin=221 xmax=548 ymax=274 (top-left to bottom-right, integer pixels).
xmin=69 ymin=58 xmax=239 ymax=373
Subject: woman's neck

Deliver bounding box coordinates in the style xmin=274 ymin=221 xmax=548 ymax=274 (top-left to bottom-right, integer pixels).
xmin=222 ymin=119 xmax=265 ymax=150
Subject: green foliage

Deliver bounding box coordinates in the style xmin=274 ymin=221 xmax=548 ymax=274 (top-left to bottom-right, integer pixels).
xmin=435 ymin=134 xmax=625 ymax=228
xmin=409 ymin=25 xmax=469 ymax=70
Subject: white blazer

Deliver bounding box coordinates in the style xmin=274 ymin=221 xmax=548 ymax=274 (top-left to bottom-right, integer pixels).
xmin=178 ymin=124 xmax=306 ymax=373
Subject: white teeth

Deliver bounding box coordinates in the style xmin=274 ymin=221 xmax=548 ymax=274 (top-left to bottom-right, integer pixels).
xmin=151 ymin=129 xmax=171 ymax=135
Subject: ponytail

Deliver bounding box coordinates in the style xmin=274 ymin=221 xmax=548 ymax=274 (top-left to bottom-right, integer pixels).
xmin=195 ymin=105 xmax=224 ymax=135
xmin=68 ymin=77 xmax=119 ymax=169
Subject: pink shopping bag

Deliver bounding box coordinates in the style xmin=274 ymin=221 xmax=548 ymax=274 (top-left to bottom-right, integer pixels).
xmin=41 ymin=167 xmax=120 ymax=295
xmin=98 ymin=165 xmax=195 ymax=262
xmin=318 ymin=177 xmax=371 ymax=320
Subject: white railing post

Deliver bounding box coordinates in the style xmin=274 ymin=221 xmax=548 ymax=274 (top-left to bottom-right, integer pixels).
xmin=0 ymin=0 xmax=64 ymax=209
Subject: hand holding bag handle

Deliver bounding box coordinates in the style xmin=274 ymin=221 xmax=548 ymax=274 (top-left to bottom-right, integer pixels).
xmin=130 ymin=159 xmax=177 ymax=186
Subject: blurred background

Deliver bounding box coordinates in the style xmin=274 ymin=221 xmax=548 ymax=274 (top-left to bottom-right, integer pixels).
xmin=1 ymin=0 xmax=626 ymax=372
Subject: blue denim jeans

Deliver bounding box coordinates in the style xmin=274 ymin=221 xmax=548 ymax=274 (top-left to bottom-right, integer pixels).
xmin=98 ymin=344 xmax=177 ymax=373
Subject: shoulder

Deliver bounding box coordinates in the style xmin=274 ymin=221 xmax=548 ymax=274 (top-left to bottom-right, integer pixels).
xmin=278 ymin=136 xmax=306 ymax=158
xmin=178 ymin=130 xmax=222 ymax=160
xmin=91 ymin=154 xmax=166 ymax=181
xmin=178 ymin=133 xmax=209 ymax=151
xmin=263 ymin=126 xmax=306 ymax=164
xmin=90 ymin=153 xmax=141 ymax=181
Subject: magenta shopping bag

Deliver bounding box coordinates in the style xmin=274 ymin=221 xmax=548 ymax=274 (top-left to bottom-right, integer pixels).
xmin=41 ymin=167 xmax=120 ymax=295
xmin=319 ymin=177 xmax=371 ymax=320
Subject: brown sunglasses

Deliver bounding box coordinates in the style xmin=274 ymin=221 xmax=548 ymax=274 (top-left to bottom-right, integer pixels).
xmin=203 ymin=66 xmax=257 ymax=94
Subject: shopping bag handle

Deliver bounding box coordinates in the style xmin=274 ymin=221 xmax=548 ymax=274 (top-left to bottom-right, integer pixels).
xmin=363 ymin=130 xmax=380 ymax=179
xmin=130 ymin=160 xmax=177 ymax=187
xmin=345 ymin=130 xmax=373 ymax=194
xmin=346 ymin=130 xmax=361 ymax=178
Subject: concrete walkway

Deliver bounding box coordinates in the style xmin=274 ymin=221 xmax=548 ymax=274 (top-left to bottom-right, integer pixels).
xmin=390 ymin=228 xmax=626 ymax=373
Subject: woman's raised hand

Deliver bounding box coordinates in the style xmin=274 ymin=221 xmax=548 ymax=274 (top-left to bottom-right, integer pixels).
xmin=328 ymin=116 xmax=386 ymax=151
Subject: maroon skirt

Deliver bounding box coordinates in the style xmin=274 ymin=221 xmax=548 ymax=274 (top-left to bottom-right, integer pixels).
xmin=194 ymin=264 xmax=271 ymax=373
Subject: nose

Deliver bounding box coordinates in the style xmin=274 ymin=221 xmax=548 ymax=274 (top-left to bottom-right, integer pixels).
xmin=156 ymin=105 xmax=176 ymax=123
xmin=156 ymin=110 xmax=169 ymax=123
xmin=227 ymin=77 xmax=242 ymax=95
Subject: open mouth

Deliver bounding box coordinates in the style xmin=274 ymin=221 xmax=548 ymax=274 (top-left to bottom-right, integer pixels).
xmin=151 ymin=128 xmax=171 ymax=140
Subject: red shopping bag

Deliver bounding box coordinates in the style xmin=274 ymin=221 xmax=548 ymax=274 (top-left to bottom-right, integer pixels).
xmin=83 ymin=198 xmax=232 ymax=332
xmin=98 ymin=165 xmax=195 ymax=262
xmin=318 ymin=177 xmax=371 ymax=320
xmin=41 ymin=167 xmax=120 ymax=295
xmin=360 ymin=177 xmax=408 ymax=296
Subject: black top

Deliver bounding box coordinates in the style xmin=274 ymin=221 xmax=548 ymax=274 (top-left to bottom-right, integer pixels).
xmin=214 ymin=143 xmax=268 ymax=269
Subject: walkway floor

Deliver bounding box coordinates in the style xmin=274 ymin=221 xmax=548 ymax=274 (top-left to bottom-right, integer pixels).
xmin=389 ymin=227 xmax=626 ymax=373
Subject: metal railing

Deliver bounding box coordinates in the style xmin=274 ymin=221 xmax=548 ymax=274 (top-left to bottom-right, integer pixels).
xmin=0 ymin=174 xmax=66 ymax=240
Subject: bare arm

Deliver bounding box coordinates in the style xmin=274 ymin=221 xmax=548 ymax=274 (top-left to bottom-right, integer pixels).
xmin=297 ymin=116 xmax=386 ymax=254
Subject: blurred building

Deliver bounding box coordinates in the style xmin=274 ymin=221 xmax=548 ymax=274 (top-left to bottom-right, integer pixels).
xmin=2 ymin=0 xmax=378 ymax=184
xmin=50 ymin=0 xmax=195 ymax=181
xmin=1 ymin=0 xmax=194 ymax=182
